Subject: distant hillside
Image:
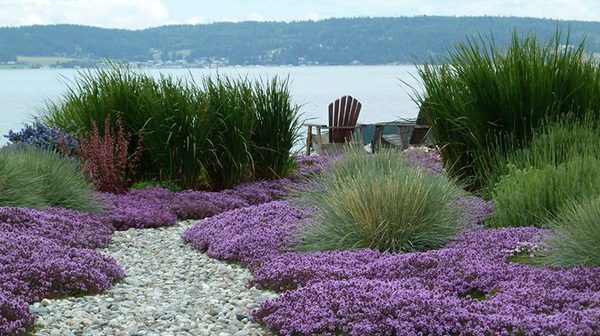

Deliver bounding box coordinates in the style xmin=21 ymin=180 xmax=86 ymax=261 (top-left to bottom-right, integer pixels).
xmin=2 ymin=16 xmax=600 ymax=67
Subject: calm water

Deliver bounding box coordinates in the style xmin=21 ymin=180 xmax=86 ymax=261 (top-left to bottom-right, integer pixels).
xmin=0 ymin=65 xmax=422 ymax=145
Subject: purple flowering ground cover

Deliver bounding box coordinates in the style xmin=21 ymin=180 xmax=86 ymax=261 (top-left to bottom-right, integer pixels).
xmin=0 ymin=203 xmax=126 ymax=335
xmin=0 ymin=229 xmax=125 ymax=335
xmin=0 ymin=207 xmax=114 ymax=248
xmin=183 ymin=151 xmax=600 ymax=336
xmin=0 ymin=156 xmax=328 ymax=335
xmin=99 ymin=155 xmax=327 ymax=230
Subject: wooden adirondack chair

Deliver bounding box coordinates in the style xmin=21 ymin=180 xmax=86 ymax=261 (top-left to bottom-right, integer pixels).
xmin=305 ymin=96 xmax=365 ymax=155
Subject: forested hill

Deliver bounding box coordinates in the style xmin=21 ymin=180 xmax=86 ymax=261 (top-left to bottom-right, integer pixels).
xmin=2 ymin=16 xmax=600 ymax=67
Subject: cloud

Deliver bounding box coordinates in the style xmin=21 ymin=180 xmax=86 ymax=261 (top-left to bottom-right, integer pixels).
xmin=306 ymin=12 xmax=320 ymax=21
xmin=246 ymin=12 xmax=265 ymax=21
xmin=2 ymin=0 xmax=600 ymax=28
xmin=0 ymin=0 xmax=170 ymax=29
xmin=183 ymin=16 xmax=205 ymax=25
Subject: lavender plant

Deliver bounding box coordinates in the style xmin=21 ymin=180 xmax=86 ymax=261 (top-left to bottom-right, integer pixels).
xmin=5 ymin=119 xmax=77 ymax=154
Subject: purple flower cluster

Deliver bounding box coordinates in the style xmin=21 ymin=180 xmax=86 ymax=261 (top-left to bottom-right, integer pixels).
xmin=455 ymin=195 xmax=494 ymax=229
xmin=0 ymin=207 xmax=114 ymax=248
xmin=0 ymin=290 xmax=34 ymax=336
xmin=182 ymin=201 xmax=312 ymax=268
xmin=251 ymin=228 xmax=600 ymax=335
xmin=99 ymin=173 xmax=305 ymax=230
xmin=99 ymin=189 xmax=179 ymax=229
xmin=401 ymin=147 xmax=444 ymax=174
xmin=0 ymin=230 xmax=124 ymax=335
xmin=0 ymin=200 xmax=124 ymax=334
xmin=291 ymin=155 xmax=329 ymax=178
xmin=0 ymin=233 xmax=125 ymax=302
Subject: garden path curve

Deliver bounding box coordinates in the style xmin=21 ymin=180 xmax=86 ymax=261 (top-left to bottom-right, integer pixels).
xmin=29 ymin=221 xmax=274 ymax=336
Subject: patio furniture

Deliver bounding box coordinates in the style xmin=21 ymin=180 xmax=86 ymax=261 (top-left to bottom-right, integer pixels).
xmin=305 ymin=95 xmax=365 ymax=155
xmin=371 ymin=114 xmax=432 ymax=153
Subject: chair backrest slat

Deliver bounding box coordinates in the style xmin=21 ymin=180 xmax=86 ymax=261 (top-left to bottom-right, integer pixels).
xmin=328 ymin=95 xmax=362 ymax=143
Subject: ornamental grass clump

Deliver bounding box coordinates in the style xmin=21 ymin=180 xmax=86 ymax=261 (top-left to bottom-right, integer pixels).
xmin=43 ymin=64 xmax=302 ymax=190
xmin=0 ymin=146 xmax=101 ymax=211
xmin=251 ymin=77 xmax=303 ymax=180
xmin=201 ymin=76 xmax=256 ymax=189
xmin=543 ymin=197 xmax=600 ymax=267
xmin=295 ymin=150 xmax=465 ymax=253
xmin=415 ymin=30 xmax=600 ymax=189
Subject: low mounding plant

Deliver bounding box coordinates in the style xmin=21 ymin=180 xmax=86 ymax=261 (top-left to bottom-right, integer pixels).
xmin=543 ymin=197 xmax=600 ymax=266
xmin=488 ymin=156 xmax=600 ymax=228
xmin=0 ymin=146 xmax=101 ymax=211
xmin=77 ymin=114 xmax=143 ymax=193
xmin=414 ymin=30 xmax=600 ymax=189
xmin=294 ymin=150 xmax=465 ymax=253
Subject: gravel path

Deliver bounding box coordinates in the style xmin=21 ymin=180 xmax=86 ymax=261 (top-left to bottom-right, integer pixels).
xmin=29 ymin=221 xmax=275 ymax=336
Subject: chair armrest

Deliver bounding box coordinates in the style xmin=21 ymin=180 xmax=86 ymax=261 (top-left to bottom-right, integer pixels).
xmin=325 ymin=125 xmax=365 ymax=130
xmin=304 ymin=123 xmax=327 ymax=127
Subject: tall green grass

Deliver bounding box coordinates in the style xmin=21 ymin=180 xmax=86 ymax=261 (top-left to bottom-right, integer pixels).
xmin=414 ymin=30 xmax=600 ymax=190
xmin=543 ymin=197 xmax=600 ymax=267
xmin=294 ymin=150 xmax=465 ymax=253
xmin=0 ymin=146 xmax=101 ymax=211
xmin=203 ymin=76 xmax=255 ymax=189
xmin=43 ymin=64 xmax=302 ymax=190
xmin=251 ymin=77 xmax=302 ymax=180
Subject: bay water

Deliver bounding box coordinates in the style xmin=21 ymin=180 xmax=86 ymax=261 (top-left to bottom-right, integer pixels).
xmin=0 ymin=65 xmax=422 ymax=147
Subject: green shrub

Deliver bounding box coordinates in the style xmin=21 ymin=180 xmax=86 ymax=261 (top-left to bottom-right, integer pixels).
xmin=485 ymin=113 xmax=600 ymax=194
xmin=294 ymin=150 xmax=465 ymax=253
xmin=488 ymin=156 xmax=600 ymax=228
xmin=43 ymin=64 xmax=301 ymax=190
xmin=415 ymin=30 xmax=600 ymax=189
xmin=0 ymin=146 xmax=101 ymax=211
xmin=543 ymin=197 xmax=600 ymax=267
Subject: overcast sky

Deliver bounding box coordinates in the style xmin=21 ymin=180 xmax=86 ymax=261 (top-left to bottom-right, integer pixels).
xmin=0 ymin=0 xmax=599 ymax=29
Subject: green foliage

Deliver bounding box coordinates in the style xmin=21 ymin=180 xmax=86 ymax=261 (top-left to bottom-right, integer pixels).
xmin=251 ymin=77 xmax=302 ymax=179
xmin=130 ymin=179 xmax=181 ymax=192
xmin=543 ymin=197 xmax=600 ymax=267
xmin=0 ymin=151 xmax=45 ymax=208
xmin=202 ymin=76 xmax=255 ymax=189
xmin=485 ymin=113 xmax=600 ymax=194
xmin=43 ymin=64 xmax=301 ymax=190
xmin=415 ymin=30 xmax=600 ymax=189
xmin=0 ymin=146 xmax=101 ymax=211
xmin=488 ymin=156 xmax=600 ymax=228
xmin=2 ymin=17 xmax=600 ymax=65
xmin=294 ymin=150 xmax=465 ymax=253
